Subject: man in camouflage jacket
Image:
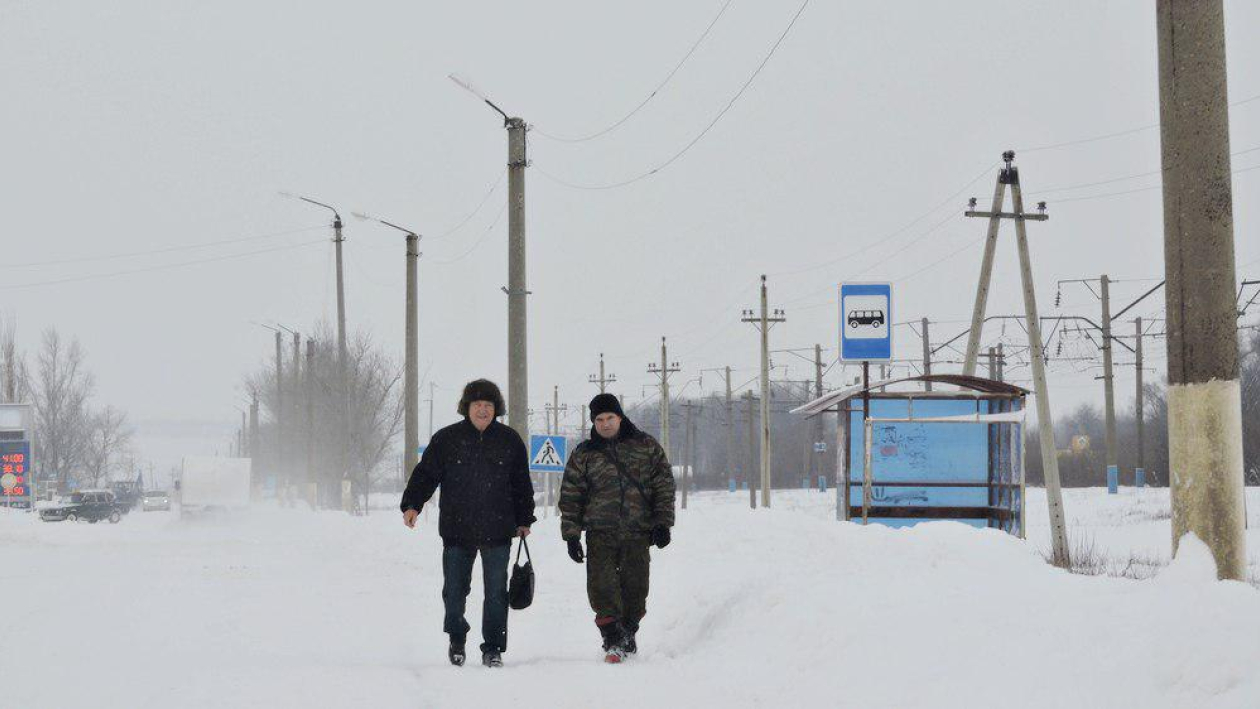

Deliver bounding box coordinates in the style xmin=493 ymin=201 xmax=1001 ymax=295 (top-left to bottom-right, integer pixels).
xmin=559 ymin=393 xmax=675 ymax=661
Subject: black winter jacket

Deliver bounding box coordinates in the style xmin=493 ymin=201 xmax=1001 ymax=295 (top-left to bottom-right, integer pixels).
xmin=401 ymin=418 xmax=536 ymax=548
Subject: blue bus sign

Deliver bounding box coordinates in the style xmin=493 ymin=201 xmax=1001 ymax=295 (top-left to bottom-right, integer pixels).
xmin=839 ymin=282 xmax=893 ymax=362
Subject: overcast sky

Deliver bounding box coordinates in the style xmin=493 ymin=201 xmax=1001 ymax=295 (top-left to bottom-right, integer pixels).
xmin=3 ymin=0 xmax=1258 ymax=471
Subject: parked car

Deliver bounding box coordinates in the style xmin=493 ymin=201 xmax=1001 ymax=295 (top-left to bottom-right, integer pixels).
xmin=39 ymin=490 xmax=123 ymax=523
xmin=109 ymin=480 xmax=143 ymax=512
xmin=142 ymin=490 xmax=171 ymax=512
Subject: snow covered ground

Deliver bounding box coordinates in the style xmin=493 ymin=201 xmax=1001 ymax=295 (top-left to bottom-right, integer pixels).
xmin=4 ymin=488 xmax=1259 ymax=709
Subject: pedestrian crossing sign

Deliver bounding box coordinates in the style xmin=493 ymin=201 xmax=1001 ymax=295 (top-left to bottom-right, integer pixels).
xmin=529 ymin=435 xmax=567 ymax=473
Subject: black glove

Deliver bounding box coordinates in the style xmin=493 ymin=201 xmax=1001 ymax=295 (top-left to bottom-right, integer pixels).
xmin=566 ymin=538 xmax=585 ymax=564
xmin=652 ymin=526 xmax=671 ymax=549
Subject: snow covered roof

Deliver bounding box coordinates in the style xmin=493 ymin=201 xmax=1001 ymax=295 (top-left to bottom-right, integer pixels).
xmin=791 ymin=374 xmax=1028 ymax=416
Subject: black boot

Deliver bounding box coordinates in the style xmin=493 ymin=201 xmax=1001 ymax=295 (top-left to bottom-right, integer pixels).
xmin=481 ymin=648 xmax=503 ymax=668
xmin=598 ymin=621 xmax=627 ymax=663
xmin=622 ymin=621 xmax=639 ymax=655
xmin=448 ymin=638 xmax=466 ymax=667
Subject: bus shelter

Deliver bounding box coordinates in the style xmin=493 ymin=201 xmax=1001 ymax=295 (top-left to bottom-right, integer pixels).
xmin=793 ymin=374 xmax=1027 ymax=537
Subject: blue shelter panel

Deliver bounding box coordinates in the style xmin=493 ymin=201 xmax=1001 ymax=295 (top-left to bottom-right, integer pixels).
xmin=848 ymin=397 xmax=1006 ymax=529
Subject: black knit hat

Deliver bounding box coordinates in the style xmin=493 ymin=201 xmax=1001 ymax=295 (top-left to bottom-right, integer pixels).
xmin=458 ymin=378 xmax=505 ymax=417
xmin=589 ymin=393 xmax=625 ymax=421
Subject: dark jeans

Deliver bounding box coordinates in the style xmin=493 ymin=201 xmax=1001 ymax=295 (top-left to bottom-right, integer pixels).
xmin=585 ymin=531 xmax=651 ymax=628
xmin=442 ymin=543 xmax=510 ymax=653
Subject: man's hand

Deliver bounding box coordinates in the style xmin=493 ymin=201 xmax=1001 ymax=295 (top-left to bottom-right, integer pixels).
xmin=652 ymin=525 xmax=671 ymax=549
xmin=566 ymin=538 xmax=585 ymax=564
xmin=516 ymin=526 xmax=531 ymax=538
xmin=403 ymin=509 xmax=420 ymax=528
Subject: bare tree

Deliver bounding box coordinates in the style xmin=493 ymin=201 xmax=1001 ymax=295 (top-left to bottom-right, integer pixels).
xmin=81 ymin=406 xmax=133 ymax=488
xmin=30 ymin=329 xmax=95 ymax=487
xmin=0 ymin=316 xmax=27 ymax=403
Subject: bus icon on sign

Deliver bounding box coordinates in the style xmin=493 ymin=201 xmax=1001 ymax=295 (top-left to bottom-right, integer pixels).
xmin=847 ymin=309 xmax=885 ymax=328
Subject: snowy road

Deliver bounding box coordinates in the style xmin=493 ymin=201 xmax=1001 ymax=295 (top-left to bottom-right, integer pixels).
xmin=4 ymin=489 xmax=1259 ymax=708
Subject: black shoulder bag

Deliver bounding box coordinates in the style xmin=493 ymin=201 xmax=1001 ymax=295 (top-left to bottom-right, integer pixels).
xmin=508 ymin=537 xmax=534 ymax=610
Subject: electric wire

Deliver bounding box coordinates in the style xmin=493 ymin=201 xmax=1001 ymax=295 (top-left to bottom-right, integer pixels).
xmin=7 ymin=225 xmax=326 ymax=269
xmin=533 ymin=0 xmax=812 ymax=191
xmin=532 ymin=0 xmax=735 ymax=143
xmin=429 ymin=203 xmax=509 ymax=265
xmin=0 ymin=239 xmax=327 ymax=291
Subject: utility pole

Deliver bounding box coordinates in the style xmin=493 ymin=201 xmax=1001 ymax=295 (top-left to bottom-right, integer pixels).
xmin=724 ymin=367 xmax=735 ymax=489
xmin=404 ymin=230 xmax=420 ymax=477
xmin=681 ymin=401 xmax=695 ymax=509
xmin=1156 ymin=0 xmax=1246 ymax=579
xmin=589 ymin=353 xmax=616 ymax=393
xmin=813 ymin=345 xmax=825 ymax=481
xmin=647 ymin=337 xmax=680 ymax=460
xmin=1100 ymin=274 xmax=1119 ymax=494
xmin=506 ymin=116 xmax=529 ymax=442
xmin=274 ymin=329 xmax=284 ymax=487
xmin=920 ymin=318 xmax=933 ymax=391
xmin=306 ymin=340 xmax=315 ymax=502
xmin=965 ymin=151 xmax=1070 ymax=568
xmin=742 ymin=275 xmax=786 ymax=508
xmin=744 ymin=390 xmax=757 ymax=509
xmin=1135 ymin=318 xmax=1145 ymax=487
xmin=249 ymin=393 xmax=260 ymax=470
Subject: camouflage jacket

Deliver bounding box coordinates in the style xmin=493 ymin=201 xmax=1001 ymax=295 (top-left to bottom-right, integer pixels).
xmin=559 ymin=421 xmax=676 ymax=541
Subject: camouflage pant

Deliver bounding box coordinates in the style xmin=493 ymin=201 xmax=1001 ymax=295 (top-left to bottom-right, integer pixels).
xmin=585 ymin=530 xmax=652 ymax=627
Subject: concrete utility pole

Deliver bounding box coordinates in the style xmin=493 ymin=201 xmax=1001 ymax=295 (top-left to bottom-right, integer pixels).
xmin=965 ymin=151 xmax=1070 ymax=568
xmin=813 ymin=345 xmax=826 ymax=480
xmin=647 ymin=337 xmax=680 ymax=460
xmin=744 ymin=390 xmax=757 ymax=509
xmin=505 ymin=116 xmax=529 ymax=443
xmin=1156 ymin=0 xmax=1246 ymax=579
xmin=920 ymin=318 xmax=933 ymax=391
xmin=742 ymin=275 xmax=786 ymax=508
xmin=274 ymin=329 xmax=284 ymax=485
xmin=1135 ymin=318 xmax=1145 ymax=487
xmin=724 ymin=366 xmax=735 ymax=487
xmin=589 ymin=353 xmax=616 ymax=393
xmin=352 ymin=213 xmax=423 ymax=476
xmin=1100 ymin=274 xmax=1119 ymax=494
xmin=249 ymin=393 xmax=260 ymax=469
xmin=681 ymin=401 xmax=695 ymax=510
xmin=306 ymin=340 xmax=315 ymax=498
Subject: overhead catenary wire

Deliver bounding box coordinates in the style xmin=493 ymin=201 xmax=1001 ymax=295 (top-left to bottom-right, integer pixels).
xmin=531 ymin=0 xmax=735 ymax=144
xmin=534 ymin=0 xmax=812 ymax=191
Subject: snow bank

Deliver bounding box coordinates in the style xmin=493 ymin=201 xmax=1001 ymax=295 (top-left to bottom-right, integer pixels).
xmin=2 ymin=490 xmax=1258 ymax=708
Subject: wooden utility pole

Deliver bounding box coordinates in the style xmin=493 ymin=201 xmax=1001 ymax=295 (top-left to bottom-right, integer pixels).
xmin=589 ymin=353 xmax=616 ymax=393
xmin=965 ymin=151 xmax=1070 ymax=568
xmin=647 ymin=337 xmax=680 ymax=460
xmin=1156 ymin=0 xmax=1246 ymax=579
xmin=742 ymin=275 xmax=786 ymax=508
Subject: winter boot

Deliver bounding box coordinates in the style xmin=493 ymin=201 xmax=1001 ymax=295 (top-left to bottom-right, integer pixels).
xmin=622 ymin=621 xmax=639 ymax=655
xmin=481 ymin=649 xmax=503 ymax=668
xmin=448 ymin=638 xmax=466 ymax=667
xmin=598 ymin=619 xmax=627 ymax=664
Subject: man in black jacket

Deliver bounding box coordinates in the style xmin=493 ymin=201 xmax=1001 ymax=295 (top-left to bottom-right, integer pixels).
xmin=401 ymin=379 xmax=535 ymax=668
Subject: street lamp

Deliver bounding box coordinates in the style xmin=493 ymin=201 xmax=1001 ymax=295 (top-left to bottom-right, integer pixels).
xmin=352 ymin=211 xmax=422 ymax=477
xmin=449 ymin=73 xmax=530 ymax=443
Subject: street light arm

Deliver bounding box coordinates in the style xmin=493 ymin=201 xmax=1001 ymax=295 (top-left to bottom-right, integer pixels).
xmin=448 ymin=73 xmax=510 ymax=123
xmin=296 ymin=195 xmax=342 ymax=222
xmin=352 ymin=212 xmax=420 ymax=239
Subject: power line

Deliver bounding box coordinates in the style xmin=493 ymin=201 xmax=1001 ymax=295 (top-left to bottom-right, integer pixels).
xmin=532 ymin=0 xmax=735 ymax=143
xmin=428 ymin=203 xmax=509 ymax=265
xmin=431 ymin=168 xmax=507 ymax=240
xmin=534 ymin=0 xmax=812 ymax=190
xmin=6 ymin=224 xmax=325 ymax=269
xmin=1016 ymin=90 xmax=1260 ymax=153
xmin=0 ymin=239 xmax=327 ymax=291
